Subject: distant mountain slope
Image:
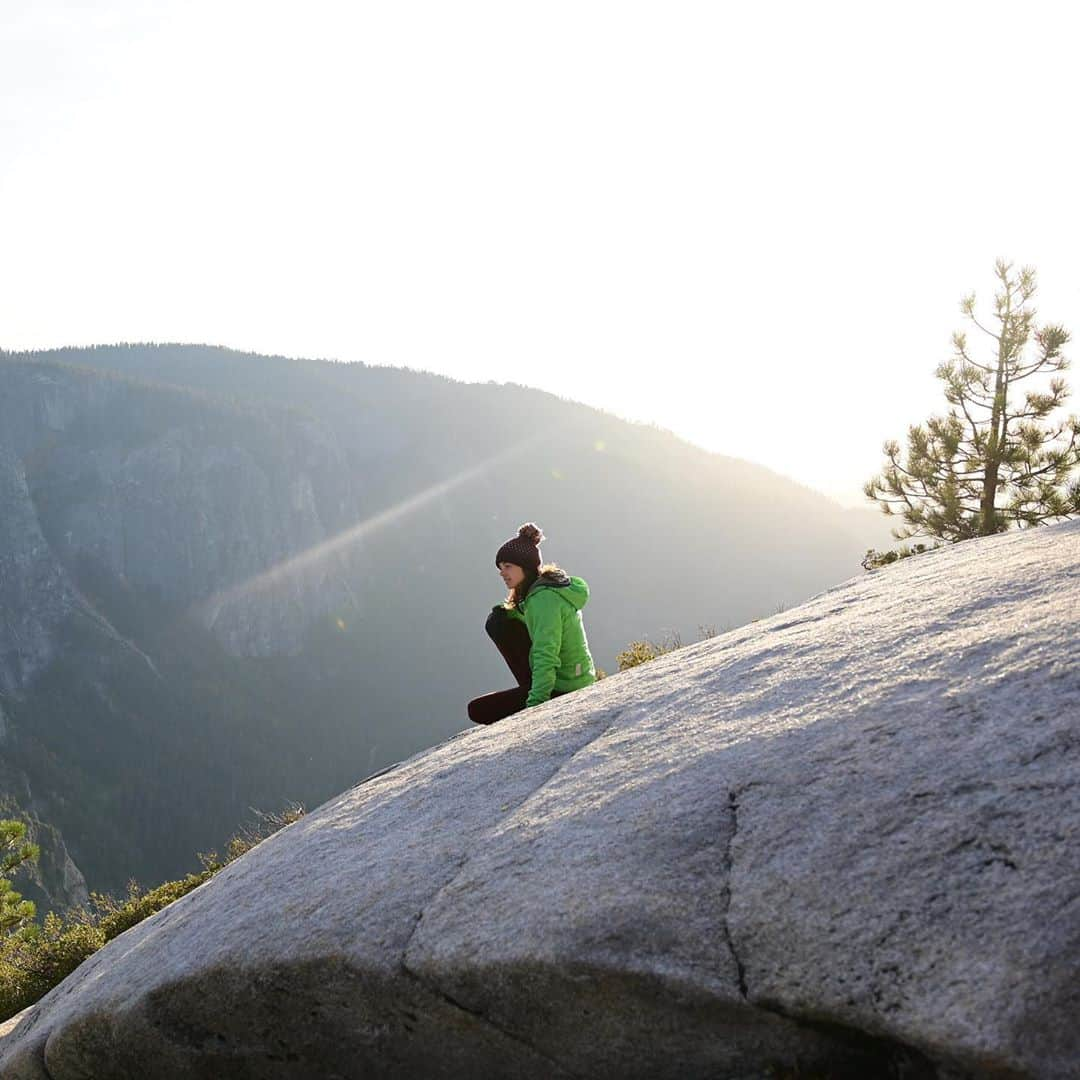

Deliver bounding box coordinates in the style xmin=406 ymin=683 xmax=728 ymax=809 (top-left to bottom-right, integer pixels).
xmin=0 ymin=344 xmax=891 ymax=900
xmin=7 ymin=344 xmax=892 ymax=641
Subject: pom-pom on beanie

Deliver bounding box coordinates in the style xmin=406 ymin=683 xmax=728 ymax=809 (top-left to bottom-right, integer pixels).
xmin=495 ymin=522 xmax=545 ymax=571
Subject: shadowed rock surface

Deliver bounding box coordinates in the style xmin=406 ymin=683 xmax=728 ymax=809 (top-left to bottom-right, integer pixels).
xmin=1 ymin=521 xmax=1077 ymax=1078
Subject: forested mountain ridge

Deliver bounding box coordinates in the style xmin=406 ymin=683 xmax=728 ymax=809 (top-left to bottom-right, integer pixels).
xmin=0 ymin=344 xmax=888 ymax=906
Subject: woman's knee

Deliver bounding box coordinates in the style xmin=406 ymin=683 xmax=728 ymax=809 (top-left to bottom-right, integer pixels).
xmin=484 ymin=606 xmax=506 ymax=639
xmin=485 ymin=605 xmax=523 ymax=643
xmin=468 ymin=687 xmax=527 ymax=725
xmin=469 ymin=688 xmax=503 ymax=725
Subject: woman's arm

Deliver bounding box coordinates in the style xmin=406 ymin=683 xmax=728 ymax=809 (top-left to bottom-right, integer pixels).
xmin=525 ymin=591 xmax=563 ymax=707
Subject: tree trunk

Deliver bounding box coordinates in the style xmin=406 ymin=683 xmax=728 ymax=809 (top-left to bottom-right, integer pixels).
xmin=980 ymin=295 xmax=1012 ymax=535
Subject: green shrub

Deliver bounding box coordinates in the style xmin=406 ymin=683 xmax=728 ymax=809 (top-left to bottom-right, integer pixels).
xmin=615 ymin=622 xmax=729 ymax=672
xmin=94 ymin=873 xmax=213 ymax=941
xmin=0 ymin=913 xmax=105 ymax=1018
xmin=861 ymin=543 xmax=941 ymax=570
xmin=616 ymin=631 xmax=684 ymax=671
xmin=616 ymin=640 xmax=663 ymax=670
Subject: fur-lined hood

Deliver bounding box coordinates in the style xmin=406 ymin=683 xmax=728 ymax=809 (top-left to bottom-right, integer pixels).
xmin=524 ymin=568 xmax=589 ymax=612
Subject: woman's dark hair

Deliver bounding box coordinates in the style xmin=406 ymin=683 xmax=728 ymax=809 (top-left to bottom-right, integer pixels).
xmin=505 ymin=562 xmax=562 ymax=609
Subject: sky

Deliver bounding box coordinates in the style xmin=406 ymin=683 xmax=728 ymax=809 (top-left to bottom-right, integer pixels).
xmin=3 ymin=1 xmax=1080 ymax=506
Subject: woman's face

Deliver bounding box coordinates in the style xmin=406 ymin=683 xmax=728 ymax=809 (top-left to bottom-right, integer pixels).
xmin=498 ymin=561 xmax=526 ymax=590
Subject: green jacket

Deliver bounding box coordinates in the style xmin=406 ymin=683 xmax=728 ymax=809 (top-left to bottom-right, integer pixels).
xmin=505 ymin=570 xmax=596 ymax=707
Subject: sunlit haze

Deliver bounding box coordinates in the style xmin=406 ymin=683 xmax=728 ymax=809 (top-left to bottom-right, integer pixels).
xmin=4 ymin=1 xmax=1079 ymax=506
xmin=197 ymin=437 xmax=539 ymax=626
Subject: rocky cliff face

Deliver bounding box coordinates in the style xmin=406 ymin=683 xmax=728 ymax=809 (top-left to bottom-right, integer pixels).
xmin=0 ymin=450 xmax=94 ymax=912
xmin=0 ymin=761 xmax=88 ymax=916
xmin=0 ymin=446 xmax=80 ymax=695
xmin=1 ymin=520 xmax=1075 ymax=1079
xmin=0 ymin=360 xmax=388 ymax=902
xmin=0 ymin=361 xmax=358 ymax=657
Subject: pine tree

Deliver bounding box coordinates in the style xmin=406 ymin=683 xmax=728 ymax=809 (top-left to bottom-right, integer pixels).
xmin=0 ymin=820 xmax=39 ymax=936
xmin=865 ymin=261 xmax=1080 ymax=542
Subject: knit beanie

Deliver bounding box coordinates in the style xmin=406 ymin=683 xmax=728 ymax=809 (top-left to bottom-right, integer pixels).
xmin=495 ymin=522 xmax=544 ymax=571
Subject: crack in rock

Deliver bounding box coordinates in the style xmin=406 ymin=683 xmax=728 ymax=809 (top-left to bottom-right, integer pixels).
xmin=721 ymin=789 xmax=749 ymax=1000
xmin=719 ymin=793 xmax=946 ymax=1079
xmin=396 ymin=964 xmax=581 ymax=1079
xmin=395 ymin=708 xmax=626 ymax=1077
xmin=17 ymin=1036 xmax=56 ymax=1080
xmin=400 ymin=708 xmax=624 ymax=961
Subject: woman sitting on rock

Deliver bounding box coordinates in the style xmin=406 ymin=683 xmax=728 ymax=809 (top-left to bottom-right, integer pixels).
xmin=467 ymin=523 xmax=597 ymax=725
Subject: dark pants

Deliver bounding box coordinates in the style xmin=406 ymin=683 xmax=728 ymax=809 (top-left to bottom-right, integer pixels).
xmin=468 ymin=607 xmax=564 ymax=725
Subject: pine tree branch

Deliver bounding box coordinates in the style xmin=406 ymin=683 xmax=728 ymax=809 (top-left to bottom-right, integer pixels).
xmin=968 ymin=313 xmax=1003 ymax=343
xmin=954 ymin=341 xmax=997 ymax=374
xmin=1005 ymin=405 xmax=1064 ymax=424
xmin=1007 ymin=441 xmax=1079 ymax=482
xmin=1010 ymin=357 xmax=1053 ymax=379
xmin=955 ymin=395 xmax=984 ymax=443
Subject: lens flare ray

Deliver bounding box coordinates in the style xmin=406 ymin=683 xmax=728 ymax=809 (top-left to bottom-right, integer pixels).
xmin=197 ymin=437 xmax=540 ymax=629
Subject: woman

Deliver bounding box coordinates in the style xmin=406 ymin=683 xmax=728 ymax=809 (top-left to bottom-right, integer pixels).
xmin=467 ymin=522 xmax=597 ymax=725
